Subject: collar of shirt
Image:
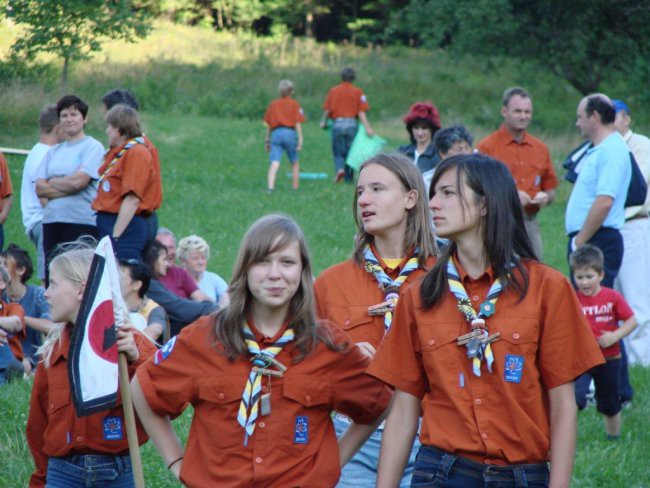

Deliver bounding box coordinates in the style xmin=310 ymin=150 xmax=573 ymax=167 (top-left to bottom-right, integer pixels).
xmin=498 ymin=124 xmax=532 ymax=147
xmin=369 ymin=243 xmax=414 ymax=275
xmin=452 ymin=253 xmax=495 ymax=287
xmin=247 ymin=316 xmax=291 ymax=346
xmin=49 ymin=323 xmax=73 ymax=364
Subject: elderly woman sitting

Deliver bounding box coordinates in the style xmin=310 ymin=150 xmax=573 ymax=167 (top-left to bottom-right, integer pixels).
xmin=177 ymin=235 xmax=229 ymax=307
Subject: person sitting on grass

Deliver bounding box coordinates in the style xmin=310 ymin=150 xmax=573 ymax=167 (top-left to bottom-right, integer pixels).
xmin=177 ymin=234 xmax=229 ymax=307
xmin=119 ymin=258 xmax=168 ymax=341
xmin=0 ymin=264 xmax=26 ymax=382
xmin=263 ymin=79 xmax=305 ymax=192
xmin=570 ymin=244 xmax=637 ymax=440
xmin=1 ymin=244 xmax=54 ymax=376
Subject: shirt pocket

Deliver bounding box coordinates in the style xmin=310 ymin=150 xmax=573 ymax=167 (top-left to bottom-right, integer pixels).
xmin=328 ymin=305 xmax=373 ymax=332
xmin=418 ymin=322 xmax=464 ymax=374
xmin=492 ymin=317 xmax=541 ymax=389
xmin=276 ymin=374 xmax=332 ymax=454
xmin=195 ymin=376 xmax=247 ymax=449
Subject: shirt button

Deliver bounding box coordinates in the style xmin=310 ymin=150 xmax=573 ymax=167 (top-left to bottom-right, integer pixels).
xmin=344 ymin=319 xmax=350 ymax=327
xmin=255 ymin=457 xmax=262 ymax=464
xmin=305 ymin=395 xmax=312 ymax=402
xmin=481 ymin=433 xmax=488 ymax=440
xmin=259 ymin=421 xmax=266 ymax=428
xmin=474 ymin=398 xmax=482 ymax=406
xmin=76 ymin=436 xmax=83 ymax=442
xmin=218 ymin=393 xmax=225 ymax=400
xmin=472 ymin=295 xmax=480 ymax=301
xmin=513 ymin=333 xmax=520 ymax=340
xmin=428 ymin=339 xmax=435 ymax=346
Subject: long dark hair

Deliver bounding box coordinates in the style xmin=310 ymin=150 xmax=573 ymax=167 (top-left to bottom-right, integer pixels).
xmin=353 ymin=152 xmax=438 ymax=267
xmin=214 ymin=214 xmax=347 ymax=361
xmin=421 ymin=154 xmax=536 ymax=308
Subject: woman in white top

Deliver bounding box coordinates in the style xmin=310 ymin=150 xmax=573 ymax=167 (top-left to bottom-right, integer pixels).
xmin=178 ymin=235 xmax=229 ymax=307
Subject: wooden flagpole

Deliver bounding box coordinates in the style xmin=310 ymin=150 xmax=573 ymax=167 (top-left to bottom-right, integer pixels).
xmin=118 ymin=352 xmax=146 ymax=488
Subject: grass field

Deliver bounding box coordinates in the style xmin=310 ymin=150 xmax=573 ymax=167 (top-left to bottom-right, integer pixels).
xmin=1 ymin=19 xmax=649 ymax=488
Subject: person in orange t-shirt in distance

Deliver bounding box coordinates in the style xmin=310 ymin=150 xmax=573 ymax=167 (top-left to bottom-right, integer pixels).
xmin=0 ymin=151 xmax=14 ymax=251
xmin=263 ymin=80 xmax=305 ymax=192
xmin=131 ymin=215 xmax=391 ymax=487
xmin=321 ymin=67 xmax=374 ymax=183
xmin=477 ymin=87 xmax=557 ymax=260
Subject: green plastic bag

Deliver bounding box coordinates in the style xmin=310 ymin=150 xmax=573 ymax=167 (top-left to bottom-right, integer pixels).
xmin=345 ymin=125 xmax=387 ymax=172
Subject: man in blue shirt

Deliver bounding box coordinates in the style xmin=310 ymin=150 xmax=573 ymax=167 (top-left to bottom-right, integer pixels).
xmin=566 ymin=94 xmax=631 ymax=286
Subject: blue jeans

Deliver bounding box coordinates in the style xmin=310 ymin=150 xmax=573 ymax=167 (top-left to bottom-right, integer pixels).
xmin=46 ymin=454 xmax=134 ymax=488
xmin=27 ymin=221 xmax=46 ymax=280
xmin=411 ymin=446 xmax=549 ymax=488
xmin=270 ymin=127 xmax=299 ymax=163
xmin=96 ymin=212 xmax=147 ymax=260
xmin=334 ymin=415 xmax=420 ymax=487
xmin=331 ymin=118 xmax=358 ymax=180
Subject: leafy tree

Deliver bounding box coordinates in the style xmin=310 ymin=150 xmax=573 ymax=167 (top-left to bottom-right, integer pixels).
xmin=7 ymin=0 xmax=152 ymax=86
xmin=389 ymin=0 xmax=650 ymax=94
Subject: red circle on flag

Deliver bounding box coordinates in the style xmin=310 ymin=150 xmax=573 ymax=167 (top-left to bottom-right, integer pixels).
xmin=88 ymin=300 xmax=118 ymax=364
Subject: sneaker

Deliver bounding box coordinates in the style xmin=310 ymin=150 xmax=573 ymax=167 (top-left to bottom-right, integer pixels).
xmin=334 ymin=169 xmax=345 ymax=183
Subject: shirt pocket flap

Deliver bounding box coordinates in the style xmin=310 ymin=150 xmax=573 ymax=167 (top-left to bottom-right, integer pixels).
xmin=197 ymin=377 xmax=242 ymax=404
xmin=419 ymin=323 xmax=460 ymax=351
xmin=496 ymin=318 xmax=539 ymax=345
xmin=340 ymin=306 xmax=373 ymax=331
xmin=48 ymin=387 xmax=71 ymax=414
xmin=283 ymin=375 xmax=331 ymax=407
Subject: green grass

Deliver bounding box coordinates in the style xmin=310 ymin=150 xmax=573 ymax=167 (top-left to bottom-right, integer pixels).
xmin=0 ymin=19 xmax=649 ymax=488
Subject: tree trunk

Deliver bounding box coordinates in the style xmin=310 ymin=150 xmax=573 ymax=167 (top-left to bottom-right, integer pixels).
xmin=61 ymin=55 xmax=69 ymax=91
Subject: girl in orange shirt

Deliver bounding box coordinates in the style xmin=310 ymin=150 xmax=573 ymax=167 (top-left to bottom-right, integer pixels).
xmin=131 ymin=215 xmax=390 ymax=487
xmin=314 ymin=153 xmax=438 ymax=487
xmin=369 ymin=154 xmax=603 ymax=488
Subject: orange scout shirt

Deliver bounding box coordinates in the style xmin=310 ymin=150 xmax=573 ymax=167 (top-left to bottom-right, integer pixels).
xmin=263 ymin=97 xmax=305 ymax=130
xmin=136 ymin=316 xmax=391 ymax=488
xmin=322 ymin=82 xmax=370 ymax=119
xmin=26 ymin=325 xmax=156 ymax=488
xmin=477 ymin=125 xmax=557 ymax=215
xmin=2 ymin=300 xmax=26 ymax=361
xmin=367 ymin=258 xmax=604 ymax=466
xmin=0 ymin=151 xmax=13 ymax=202
xmin=92 ymin=141 xmax=160 ymax=215
xmin=315 ymin=254 xmax=433 ymax=350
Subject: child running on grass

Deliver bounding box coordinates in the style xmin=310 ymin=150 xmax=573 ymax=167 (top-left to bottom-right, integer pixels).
xmin=263 ymin=80 xmax=305 ymax=192
xmin=570 ymin=244 xmax=637 ymax=440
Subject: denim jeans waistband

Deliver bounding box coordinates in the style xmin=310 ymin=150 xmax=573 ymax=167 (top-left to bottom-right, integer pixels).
xmin=58 ymin=453 xmax=131 ymax=472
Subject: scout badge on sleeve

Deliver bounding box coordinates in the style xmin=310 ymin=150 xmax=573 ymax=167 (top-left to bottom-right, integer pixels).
xmin=363 ymin=245 xmax=419 ymax=330
xmin=237 ymin=324 xmax=293 ymax=445
xmin=447 ymin=257 xmax=505 ymax=377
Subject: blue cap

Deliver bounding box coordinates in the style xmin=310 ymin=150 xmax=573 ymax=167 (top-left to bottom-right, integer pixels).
xmin=612 ymin=99 xmax=630 ymax=114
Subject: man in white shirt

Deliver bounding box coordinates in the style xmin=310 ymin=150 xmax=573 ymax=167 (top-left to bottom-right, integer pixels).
xmin=613 ymin=99 xmax=650 ymax=367
xmin=21 ymin=105 xmax=61 ymax=282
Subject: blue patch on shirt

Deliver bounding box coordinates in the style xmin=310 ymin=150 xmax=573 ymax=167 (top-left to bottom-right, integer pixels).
xmin=504 ymin=355 xmax=525 ymax=383
xmin=154 ymin=336 xmax=177 ymax=365
xmin=294 ymin=416 xmax=308 ymax=444
xmin=103 ymin=416 xmax=123 ymax=441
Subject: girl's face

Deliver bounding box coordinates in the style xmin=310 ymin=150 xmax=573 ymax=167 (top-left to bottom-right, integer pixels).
xmin=412 ymin=124 xmax=433 ymax=146
xmin=45 ymin=267 xmax=84 ymax=323
xmin=119 ymin=265 xmax=138 ymax=298
xmin=155 ymin=251 xmax=169 ymax=277
xmin=247 ymin=240 xmax=302 ymax=314
xmin=357 ymin=164 xmax=416 ymax=240
xmin=106 ymin=124 xmax=124 ymax=148
xmin=429 ymin=168 xmax=485 ymax=241
xmin=183 ymin=251 xmax=208 ymax=275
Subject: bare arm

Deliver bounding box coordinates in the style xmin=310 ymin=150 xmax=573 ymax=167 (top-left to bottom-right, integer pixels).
xmin=143 ymin=323 xmax=164 ymax=341
xmin=295 ymin=122 xmax=303 ymax=151
xmin=47 ymin=170 xmax=92 ymax=194
xmin=575 ymin=195 xmax=613 ymax=247
xmin=531 ymin=189 xmax=556 ymax=207
xmin=36 ymin=178 xmax=67 ymax=199
xmin=548 ymin=382 xmax=577 ymax=488
xmin=112 ymin=193 xmax=141 ymax=238
xmin=0 ymin=315 xmax=22 ymax=333
xmin=24 ymin=316 xmax=55 ymax=335
xmin=131 ymin=375 xmax=185 ymax=479
xmin=0 ymin=195 xmax=12 ymax=224
xmin=320 ymin=110 xmax=331 ymax=128
xmin=190 ymin=289 xmax=213 ymax=302
xmin=358 ymin=111 xmax=374 ymax=137
xmin=598 ymin=316 xmax=638 ymax=349
xmin=376 ymin=390 xmax=420 ymax=488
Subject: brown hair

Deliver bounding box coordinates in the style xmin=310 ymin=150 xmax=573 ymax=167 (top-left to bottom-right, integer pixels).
xmin=105 ymin=104 xmax=142 ymax=139
xmin=213 ymin=214 xmax=347 ymax=361
xmin=353 ymin=152 xmax=438 ymax=267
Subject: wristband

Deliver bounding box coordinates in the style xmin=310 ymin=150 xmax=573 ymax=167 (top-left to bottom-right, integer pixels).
xmin=167 ymin=456 xmax=183 ymax=470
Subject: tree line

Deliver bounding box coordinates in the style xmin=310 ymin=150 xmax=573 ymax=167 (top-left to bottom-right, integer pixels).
xmin=3 ymin=0 xmax=650 ymax=96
